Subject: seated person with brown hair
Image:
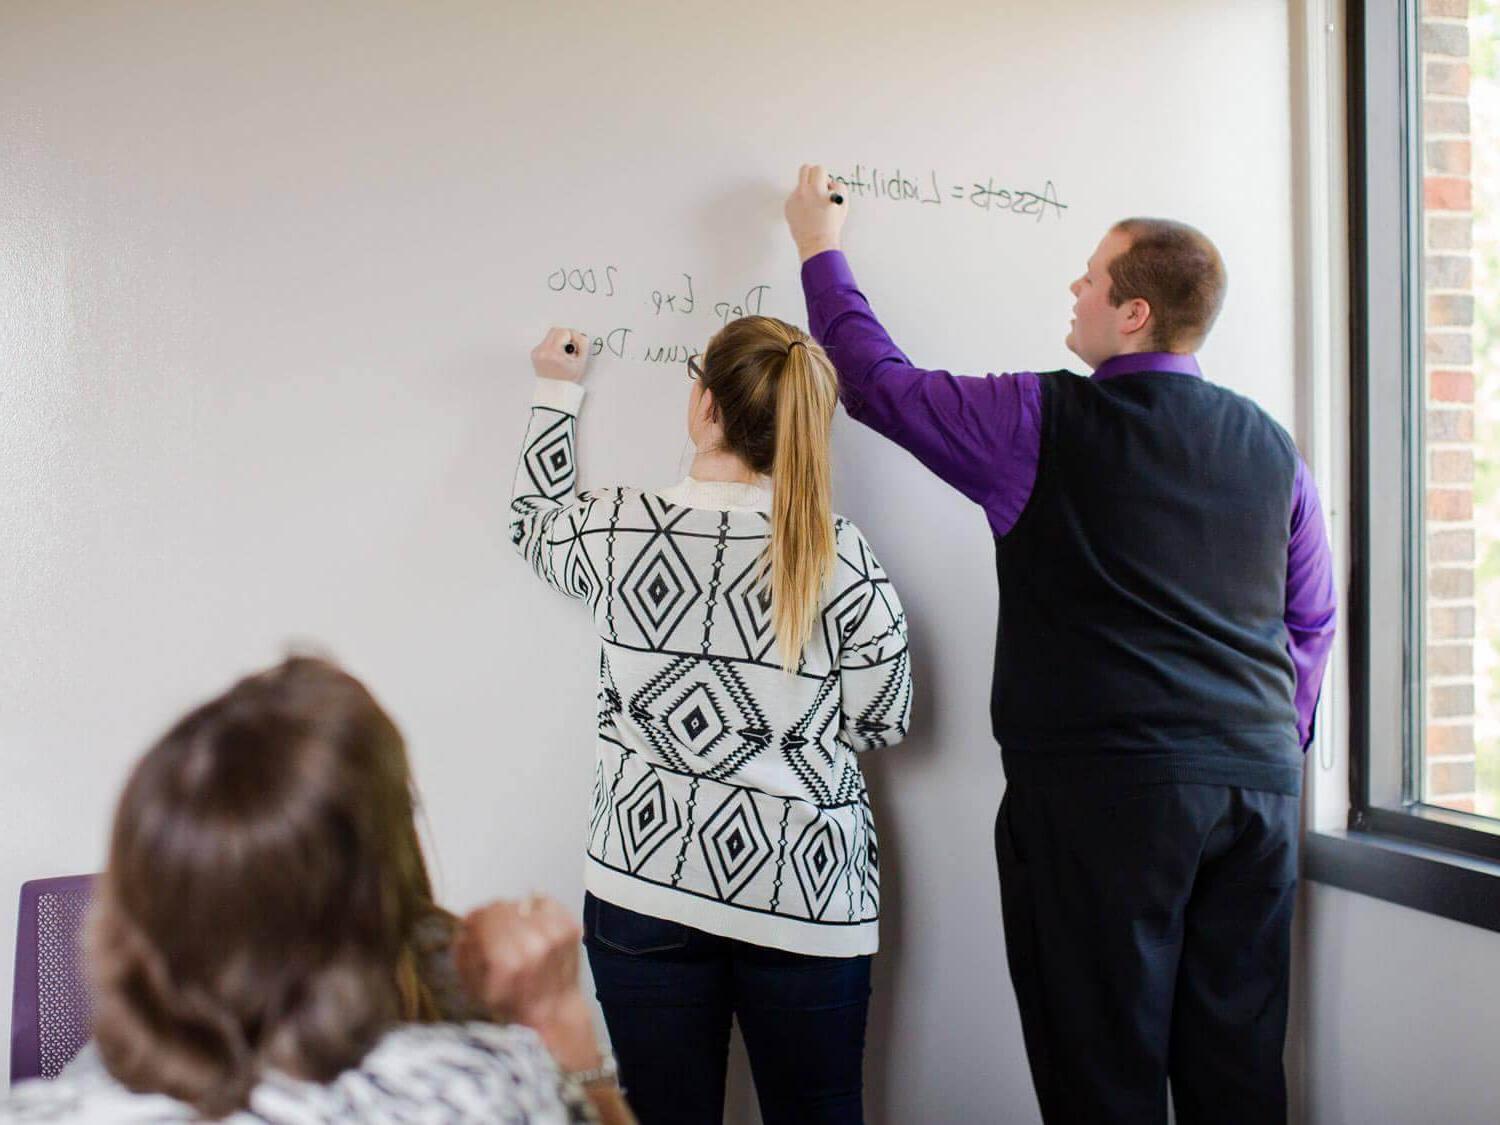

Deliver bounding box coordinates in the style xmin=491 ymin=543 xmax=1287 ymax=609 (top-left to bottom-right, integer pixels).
xmin=1 ymin=657 xmax=633 ymax=1125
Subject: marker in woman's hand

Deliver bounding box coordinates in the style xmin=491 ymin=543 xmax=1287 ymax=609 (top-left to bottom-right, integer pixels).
xmin=564 ymin=342 xmax=576 ymax=355
xmin=830 ymin=192 xmax=844 ymax=205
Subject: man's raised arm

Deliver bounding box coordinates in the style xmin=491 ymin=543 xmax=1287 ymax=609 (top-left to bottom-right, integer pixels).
xmin=785 ymin=163 xmax=1040 ymax=537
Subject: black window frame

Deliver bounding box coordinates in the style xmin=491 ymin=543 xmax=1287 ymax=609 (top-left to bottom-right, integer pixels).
xmin=1306 ymin=0 xmax=1500 ymax=933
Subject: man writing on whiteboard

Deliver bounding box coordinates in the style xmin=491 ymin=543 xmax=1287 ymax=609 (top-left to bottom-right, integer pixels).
xmin=784 ymin=164 xmax=1335 ymax=1125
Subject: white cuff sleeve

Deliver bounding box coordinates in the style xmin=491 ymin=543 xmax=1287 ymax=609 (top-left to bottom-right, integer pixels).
xmin=531 ymin=378 xmax=586 ymax=414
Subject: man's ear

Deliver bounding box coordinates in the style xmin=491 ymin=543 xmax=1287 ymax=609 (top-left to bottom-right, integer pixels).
xmin=1121 ymin=297 xmax=1153 ymax=339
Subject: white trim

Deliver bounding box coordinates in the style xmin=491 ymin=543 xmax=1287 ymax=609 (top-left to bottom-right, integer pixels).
xmin=656 ymin=476 xmax=772 ymax=512
xmin=531 ymin=377 xmax=586 ymax=414
xmin=1295 ymin=0 xmax=1353 ymax=832
xmin=586 ymin=860 xmax=878 ymax=958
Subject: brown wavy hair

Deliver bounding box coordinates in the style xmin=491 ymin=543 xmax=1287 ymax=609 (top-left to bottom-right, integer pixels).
xmin=700 ymin=315 xmax=839 ymax=672
xmin=88 ymin=657 xmax=452 ymax=1119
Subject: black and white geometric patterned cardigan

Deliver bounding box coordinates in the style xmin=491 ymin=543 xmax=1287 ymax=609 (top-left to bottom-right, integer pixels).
xmin=512 ymin=379 xmax=912 ymax=957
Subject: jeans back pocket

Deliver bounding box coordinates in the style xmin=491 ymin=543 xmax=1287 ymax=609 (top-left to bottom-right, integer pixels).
xmin=585 ymin=892 xmax=692 ymax=956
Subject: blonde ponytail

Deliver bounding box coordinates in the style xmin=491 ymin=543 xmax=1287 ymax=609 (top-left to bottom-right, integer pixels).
xmin=699 ymin=317 xmax=840 ymax=673
xmin=768 ymin=341 xmax=838 ymax=672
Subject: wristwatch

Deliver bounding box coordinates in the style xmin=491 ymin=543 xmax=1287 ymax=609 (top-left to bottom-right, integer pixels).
xmin=565 ymin=1052 xmax=620 ymax=1088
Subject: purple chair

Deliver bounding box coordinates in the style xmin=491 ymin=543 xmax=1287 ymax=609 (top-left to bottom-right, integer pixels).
xmin=11 ymin=875 xmax=95 ymax=1085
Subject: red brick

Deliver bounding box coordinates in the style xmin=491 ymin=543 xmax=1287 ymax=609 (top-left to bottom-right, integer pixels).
xmin=1429 ymin=567 xmax=1475 ymax=599
xmin=1427 ymin=408 xmax=1474 ymax=442
xmin=1423 ymin=0 xmax=1468 ymax=17
xmin=1423 ymin=22 xmax=1470 ymax=58
xmin=1426 ymin=139 xmax=1472 ymax=175
xmin=1428 ymin=759 xmax=1476 ymax=794
xmin=1425 ymin=100 xmax=1471 ymax=134
xmin=1428 ymin=215 xmax=1473 ymax=250
xmin=1427 ymin=723 xmax=1475 ymax=756
xmin=1430 ymin=605 xmax=1475 ymax=639
xmin=1431 ymin=449 xmax=1475 ymax=482
xmin=1426 ymin=331 xmax=1473 ymax=365
xmin=1427 ymin=642 xmax=1473 ymax=674
xmin=1426 ymin=176 xmax=1473 ymax=210
xmin=1430 ymin=368 xmax=1474 ymax=401
xmin=1426 ymin=60 xmax=1472 ymax=97
xmin=1427 ymin=254 xmax=1473 ymax=289
xmin=1430 ymin=683 xmax=1475 ymax=717
xmin=1428 ymin=295 xmax=1475 ymax=327
xmin=1429 ymin=528 xmax=1475 ymax=562
xmin=1428 ymin=488 xmax=1473 ymax=521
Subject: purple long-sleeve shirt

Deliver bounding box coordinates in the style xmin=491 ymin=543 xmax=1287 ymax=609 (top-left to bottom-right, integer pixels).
xmin=802 ymin=249 xmax=1338 ymax=748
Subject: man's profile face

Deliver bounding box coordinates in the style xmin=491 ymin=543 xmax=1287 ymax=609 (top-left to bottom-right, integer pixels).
xmin=1065 ymin=228 xmax=1136 ymax=369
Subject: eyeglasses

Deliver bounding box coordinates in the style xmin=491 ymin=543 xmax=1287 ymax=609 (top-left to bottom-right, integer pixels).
xmin=687 ymin=354 xmax=705 ymax=381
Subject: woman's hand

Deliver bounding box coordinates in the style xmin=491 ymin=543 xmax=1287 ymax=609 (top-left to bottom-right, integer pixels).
xmin=531 ymin=327 xmax=590 ymax=382
xmin=454 ymin=895 xmax=601 ymax=1072
xmin=784 ymin=163 xmax=848 ymax=262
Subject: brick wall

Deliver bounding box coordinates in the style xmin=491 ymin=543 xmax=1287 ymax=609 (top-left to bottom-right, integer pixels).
xmin=1423 ymin=0 xmax=1478 ymax=811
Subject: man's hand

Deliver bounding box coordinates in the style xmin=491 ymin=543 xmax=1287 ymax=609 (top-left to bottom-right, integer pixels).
xmin=531 ymin=327 xmax=589 ymax=382
xmin=455 ymin=895 xmax=601 ymax=1073
xmin=784 ymin=163 xmax=847 ymax=262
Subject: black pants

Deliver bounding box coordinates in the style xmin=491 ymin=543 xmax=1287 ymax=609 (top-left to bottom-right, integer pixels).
xmin=995 ymin=780 xmax=1298 ymax=1125
xmin=582 ymin=892 xmax=871 ymax=1125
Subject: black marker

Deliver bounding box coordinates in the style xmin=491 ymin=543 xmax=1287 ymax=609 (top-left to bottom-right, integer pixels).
xmin=830 ymin=193 xmax=845 ymax=205
xmin=564 ymin=342 xmax=576 ymax=354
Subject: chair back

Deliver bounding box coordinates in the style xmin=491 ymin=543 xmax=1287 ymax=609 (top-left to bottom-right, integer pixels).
xmin=10 ymin=875 xmax=95 ymax=1085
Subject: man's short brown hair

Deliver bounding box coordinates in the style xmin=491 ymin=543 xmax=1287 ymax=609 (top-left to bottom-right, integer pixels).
xmin=1107 ymin=219 xmax=1227 ymax=352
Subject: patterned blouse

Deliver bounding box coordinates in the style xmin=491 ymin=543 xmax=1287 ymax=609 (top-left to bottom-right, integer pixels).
xmin=511 ymin=378 xmax=912 ymax=957
xmin=0 ymin=1023 xmax=596 ymax=1123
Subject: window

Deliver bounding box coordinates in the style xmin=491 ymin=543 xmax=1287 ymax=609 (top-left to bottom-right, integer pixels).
xmin=1419 ymin=0 xmax=1500 ymax=819
xmin=1309 ymin=0 xmax=1500 ymax=931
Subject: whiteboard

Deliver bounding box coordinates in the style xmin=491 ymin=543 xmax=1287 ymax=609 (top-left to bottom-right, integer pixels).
xmin=0 ymin=2 xmax=1297 ymax=1119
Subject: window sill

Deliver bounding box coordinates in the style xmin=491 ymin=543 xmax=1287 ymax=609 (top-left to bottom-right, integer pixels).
xmin=1304 ymin=828 xmax=1500 ymax=934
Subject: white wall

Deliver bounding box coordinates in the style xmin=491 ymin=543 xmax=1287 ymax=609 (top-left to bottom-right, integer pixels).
xmin=0 ymin=2 xmax=1298 ymax=1118
xmin=1299 ymin=886 xmax=1500 ymax=1124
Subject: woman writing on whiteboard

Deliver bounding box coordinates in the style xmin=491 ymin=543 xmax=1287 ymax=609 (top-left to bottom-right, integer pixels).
xmin=512 ymin=319 xmax=912 ymax=1125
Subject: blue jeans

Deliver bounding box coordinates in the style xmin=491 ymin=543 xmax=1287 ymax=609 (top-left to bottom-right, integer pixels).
xmin=582 ymin=892 xmax=871 ymax=1125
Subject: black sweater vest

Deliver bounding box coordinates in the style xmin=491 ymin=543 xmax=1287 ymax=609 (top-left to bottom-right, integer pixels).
xmin=992 ymin=369 xmax=1303 ymax=794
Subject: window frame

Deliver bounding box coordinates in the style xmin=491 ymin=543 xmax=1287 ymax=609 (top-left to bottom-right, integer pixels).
xmin=1306 ymin=0 xmax=1500 ymax=932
